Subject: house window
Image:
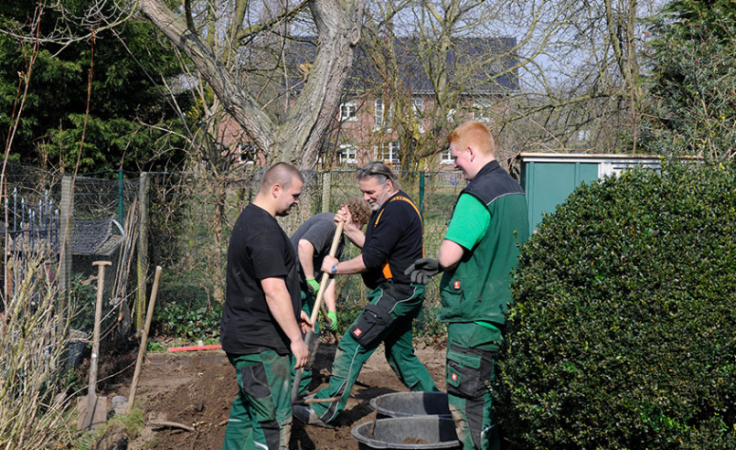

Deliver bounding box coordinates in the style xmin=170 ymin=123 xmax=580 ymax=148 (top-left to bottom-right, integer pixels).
xmin=473 ymin=98 xmax=492 ymax=122
xmin=440 ymin=149 xmax=453 ymax=165
xmin=412 ymin=98 xmax=425 ymax=133
xmin=338 ymin=144 xmax=357 ymax=164
xmin=446 ymin=107 xmax=457 ymax=123
xmin=374 ymin=98 xmax=393 ymax=131
xmin=238 ymin=143 xmax=256 ymax=164
xmin=375 ymin=141 xmax=400 ymax=164
xmin=340 ymin=100 xmax=358 ymax=122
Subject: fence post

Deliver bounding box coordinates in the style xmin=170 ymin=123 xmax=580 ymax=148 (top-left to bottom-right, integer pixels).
xmin=136 ymin=172 xmax=150 ymax=333
xmin=118 ymin=170 xmax=124 ymax=223
xmin=419 ymin=171 xmax=425 ymax=217
xmin=321 ymin=172 xmax=332 ymax=213
xmin=58 ymin=175 xmax=73 ymax=330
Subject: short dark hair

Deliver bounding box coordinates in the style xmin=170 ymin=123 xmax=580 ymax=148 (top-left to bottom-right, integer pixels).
xmin=260 ymin=162 xmax=303 ymax=193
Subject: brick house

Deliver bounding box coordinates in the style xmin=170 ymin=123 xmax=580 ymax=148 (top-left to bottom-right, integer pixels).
xmin=223 ymin=36 xmax=519 ymax=170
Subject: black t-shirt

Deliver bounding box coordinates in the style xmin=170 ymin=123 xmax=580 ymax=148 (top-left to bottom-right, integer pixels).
xmin=220 ymin=204 xmax=301 ymax=355
xmin=290 ymin=213 xmax=345 ymax=286
xmin=361 ymin=191 xmax=424 ymax=290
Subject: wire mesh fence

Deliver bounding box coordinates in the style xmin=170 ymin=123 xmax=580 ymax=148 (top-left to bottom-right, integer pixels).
xmin=0 ymin=164 xmax=141 ymax=355
xmin=145 ymin=167 xmax=464 ymax=336
xmin=0 ymin=164 xmax=465 ymax=343
xmin=320 ymin=169 xmax=464 ymax=333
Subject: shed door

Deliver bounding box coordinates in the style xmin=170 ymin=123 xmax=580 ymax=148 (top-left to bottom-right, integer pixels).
xmin=522 ymin=162 xmax=599 ymax=234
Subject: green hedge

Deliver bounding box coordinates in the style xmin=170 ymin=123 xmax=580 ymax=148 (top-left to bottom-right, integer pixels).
xmin=495 ymin=162 xmax=736 ymax=449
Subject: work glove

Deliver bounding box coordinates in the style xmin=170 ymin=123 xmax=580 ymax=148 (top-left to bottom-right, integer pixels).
xmin=404 ymin=258 xmax=442 ymax=285
xmin=306 ymin=277 xmax=320 ymax=295
xmin=326 ymin=310 xmax=338 ymax=332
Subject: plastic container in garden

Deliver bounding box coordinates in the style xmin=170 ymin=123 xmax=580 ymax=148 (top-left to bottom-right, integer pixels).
xmin=369 ymin=391 xmax=451 ymax=418
xmin=351 ymin=416 xmax=460 ymax=450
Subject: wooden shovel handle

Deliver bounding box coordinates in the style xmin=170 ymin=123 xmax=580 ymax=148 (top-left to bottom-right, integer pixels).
xmin=88 ymin=261 xmax=112 ymax=397
xmin=291 ymin=220 xmax=344 ymax=402
xmin=309 ymin=221 xmax=344 ymax=326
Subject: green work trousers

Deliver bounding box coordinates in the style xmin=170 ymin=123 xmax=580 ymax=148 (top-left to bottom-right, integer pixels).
xmin=290 ymin=290 xmax=320 ymax=398
xmin=445 ymin=322 xmax=501 ymax=450
xmin=310 ymin=282 xmax=438 ymax=423
xmin=222 ymin=350 xmax=292 ymax=450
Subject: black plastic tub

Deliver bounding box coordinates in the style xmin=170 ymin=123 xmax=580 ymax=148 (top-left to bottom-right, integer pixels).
xmin=369 ymin=391 xmax=451 ymax=418
xmin=351 ymin=416 xmax=460 ymax=450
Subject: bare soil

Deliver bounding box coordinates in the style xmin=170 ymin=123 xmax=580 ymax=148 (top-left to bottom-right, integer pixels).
xmin=103 ymin=340 xmax=446 ymax=450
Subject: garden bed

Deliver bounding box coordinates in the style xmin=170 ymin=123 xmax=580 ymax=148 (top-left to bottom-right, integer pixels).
xmin=102 ymin=340 xmax=446 ymax=449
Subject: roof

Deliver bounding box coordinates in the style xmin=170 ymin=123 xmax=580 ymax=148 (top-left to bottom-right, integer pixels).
xmin=285 ymin=36 xmax=519 ymax=96
xmin=518 ymin=153 xmax=665 ymax=162
xmin=376 ymin=36 xmax=519 ymax=95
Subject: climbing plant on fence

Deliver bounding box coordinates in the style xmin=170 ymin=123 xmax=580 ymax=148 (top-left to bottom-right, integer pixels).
xmin=496 ymin=162 xmax=736 ymax=449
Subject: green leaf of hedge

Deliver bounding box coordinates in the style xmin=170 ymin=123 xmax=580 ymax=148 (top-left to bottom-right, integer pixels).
xmin=495 ymin=161 xmax=736 ymax=449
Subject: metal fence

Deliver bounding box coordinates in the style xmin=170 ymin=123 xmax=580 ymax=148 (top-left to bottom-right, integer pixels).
xmin=146 ymin=167 xmax=465 ymax=335
xmin=0 ymin=164 xmax=465 ymax=340
xmin=0 ymin=164 xmax=141 ymax=352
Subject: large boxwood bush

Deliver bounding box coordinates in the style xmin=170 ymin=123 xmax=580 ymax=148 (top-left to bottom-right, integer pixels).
xmin=495 ymin=162 xmax=736 ymax=449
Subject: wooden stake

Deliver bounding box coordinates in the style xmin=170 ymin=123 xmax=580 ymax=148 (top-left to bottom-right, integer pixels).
xmin=127 ymin=266 xmax=162 ymax=413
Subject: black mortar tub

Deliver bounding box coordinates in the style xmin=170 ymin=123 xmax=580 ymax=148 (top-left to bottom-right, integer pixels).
xmin=351 ymin=416 xmax=460 ymax=450
xmin=369 ymin=391 xmax=451 ymax=419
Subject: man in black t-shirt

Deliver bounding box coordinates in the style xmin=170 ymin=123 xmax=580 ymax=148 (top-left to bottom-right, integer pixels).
xmin=289 ymin=198 xmax=371 ymax=399
xmin=293 ymin=162 xmax=438 ymax=428
xmin=221 ymin=162 xmax=313 ymax=450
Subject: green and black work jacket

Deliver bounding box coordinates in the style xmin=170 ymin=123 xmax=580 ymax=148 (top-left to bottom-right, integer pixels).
xmin=439 ymin=161 xmax=530 ymax=325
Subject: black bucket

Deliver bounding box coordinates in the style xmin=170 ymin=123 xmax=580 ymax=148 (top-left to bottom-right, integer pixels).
xmin=370 ymin=391 xmax=451 ymax=418
xmin=351 ymin=416 xmax=460 ymax=450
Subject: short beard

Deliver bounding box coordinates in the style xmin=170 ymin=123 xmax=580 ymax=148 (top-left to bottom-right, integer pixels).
xmin=276 ymin=206 xmax=294 ymax=217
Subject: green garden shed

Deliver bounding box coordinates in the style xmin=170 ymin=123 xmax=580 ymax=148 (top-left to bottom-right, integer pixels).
xmin=518 ymin=153 xmax=662 ymax=234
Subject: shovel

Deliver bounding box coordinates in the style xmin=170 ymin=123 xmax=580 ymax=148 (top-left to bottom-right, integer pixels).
xmin=77 ymin=260 xmax=111 ymax=430
xmin=291 ymin=221 xmax=344 ymax=402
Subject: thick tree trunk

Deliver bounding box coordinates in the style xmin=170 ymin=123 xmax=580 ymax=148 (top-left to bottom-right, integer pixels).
xmin=139 ymin=0 xmax=274 ymax=153
xmin=139 ymin=0 xmax=366 ymax=170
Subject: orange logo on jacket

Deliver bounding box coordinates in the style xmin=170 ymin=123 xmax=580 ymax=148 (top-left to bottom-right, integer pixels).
xmin=454 ymin=281 xmax=461 ymax=289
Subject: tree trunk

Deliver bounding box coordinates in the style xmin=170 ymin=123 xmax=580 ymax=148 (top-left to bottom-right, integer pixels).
xmin=139 ymin=0 xmax=367 ymax=170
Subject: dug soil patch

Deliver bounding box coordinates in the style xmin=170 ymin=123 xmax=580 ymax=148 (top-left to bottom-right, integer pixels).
xmin=104 ymin=341 xmax=446 ymax=449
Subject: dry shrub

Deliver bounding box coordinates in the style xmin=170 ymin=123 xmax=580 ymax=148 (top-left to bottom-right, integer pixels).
xmin=0 ymin=255 xmax=74 ymax=449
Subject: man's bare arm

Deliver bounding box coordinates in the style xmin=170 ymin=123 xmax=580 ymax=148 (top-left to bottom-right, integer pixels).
xmin=321 ymin=254 xmax=367 ymax=275
xmin=323 ymin=277 xmax=337 ymax=312
xmin=261 ymin=277 xmax=310 ymax=368
xmin=438 ymin=239 xmax=464 ymax=271
xmin=297 ymin=239 xmax=317 ymax=279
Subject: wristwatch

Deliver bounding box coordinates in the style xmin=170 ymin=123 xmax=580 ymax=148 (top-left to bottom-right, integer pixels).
xmin=331 ymin=264 xmax=338 ymax=275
